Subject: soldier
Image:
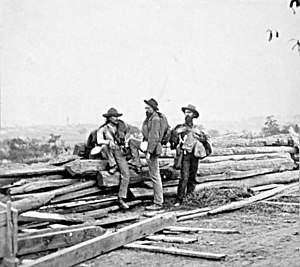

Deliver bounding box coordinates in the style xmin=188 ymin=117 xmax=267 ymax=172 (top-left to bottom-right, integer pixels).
xmin=170 ymin=104 xmax=212 ymax=207
xmin=141 ymin=98 xmax=169 ymax=210
xmin=95 ymin=107 xmax=141 ymax=209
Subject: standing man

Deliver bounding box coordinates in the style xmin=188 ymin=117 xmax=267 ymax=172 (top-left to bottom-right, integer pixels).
xmin=141 ymin=98 xmax=166 ymax=210
xmin=96 ymin=107 xmax=138 ymax=209
xmin=170 ymin=104 xmax=212 ymax=207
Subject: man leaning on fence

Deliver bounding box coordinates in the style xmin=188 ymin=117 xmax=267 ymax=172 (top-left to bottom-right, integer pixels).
xmin=170 ymin=104 xmax=213 ymax=207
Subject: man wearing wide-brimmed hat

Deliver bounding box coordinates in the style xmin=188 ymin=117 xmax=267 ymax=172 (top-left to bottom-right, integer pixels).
xmin=170 ymin=104 xmax=212 ymax=207
xmin=94 ymin=107 xmax=137 ymax=209
xmin=141 ymin=98 xmax=168 ymax=210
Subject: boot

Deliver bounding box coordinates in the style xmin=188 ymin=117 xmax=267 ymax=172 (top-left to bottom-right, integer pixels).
xmin=118 ymin=197 xmax=129 ymax=209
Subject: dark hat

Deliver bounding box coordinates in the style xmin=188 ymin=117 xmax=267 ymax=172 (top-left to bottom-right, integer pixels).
xmin=144 ymin=98 xmax=159 ymax=111
xmin=181 ymin=104 xmax=199 ymax=118
xmin=102 ymin=108 xmax=123 ymax=118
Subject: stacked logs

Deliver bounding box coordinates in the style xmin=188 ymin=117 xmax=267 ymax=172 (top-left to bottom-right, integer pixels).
xmin=0 ymin=134 xmax=298 ymax=259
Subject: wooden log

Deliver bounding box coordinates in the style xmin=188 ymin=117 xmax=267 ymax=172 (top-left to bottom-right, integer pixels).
xmin=198 ymin=152 xmax=291 ymax=163
xmin=165 ymin=226 xmax=240 ymax=234
xmin=41 ymin=196 xmax=117 ymax=210
xmin=51 ymin=180 xmax=97 ymax=196
xmin=10 ymin=180 xmax=98 ymax=201
xmin=17 ymin=225 xmax=106 ymax=256
xmin=0 ymin=165 xmax=65 ymax=178
xmin=54 ymin=199 xmax=116 ymax=214
xmin=250 ymin=184 xmax=281 ymax=192
xmin=131 ymin=171 xmax=299 ymax=200
xmin=124 ymin=243 xmax=226 ymax=260
xmin=175 ymin=207 xmax=211 ymax=218
xmin=196 ymin=167 xmax=294 ymax=183
xmin=19 ymin=211 xmax=95 ymax=224
xmin=212 ymin=134 xmax=292 ymax=148
xmin=145 ymin=234 xmax=197 ymax=244
xmin=96 ymin=167 xmax=175 ymax=188
xmin=20 ymin=213 xmax=176 ymax=267
xmin=162 ymin=157 xmax=295 ymax=177
xmin=11 ymin=192 xmax=55 ymax=213
xmin=261 ymin=201 xmax=299 ymax=206
xmin=8 ymin=179 xmax=77 ymax=195
xmin=50 ymin=187 xmax=101 ymax=204
xmin=162 ymin=146 xmax=297 ymax=157
xmin=65 ymin=159 xmax=108 ymax=176
xmin=78 ymin=200 xmax=142 ymax=219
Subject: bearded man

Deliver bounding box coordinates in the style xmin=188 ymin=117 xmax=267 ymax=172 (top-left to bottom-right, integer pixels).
xmin=170 ymin=104 xmax=212 ymax=207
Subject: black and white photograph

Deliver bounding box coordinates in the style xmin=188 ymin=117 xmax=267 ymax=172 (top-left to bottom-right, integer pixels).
xmin=0 ymin=1 xmax=299 ymax=266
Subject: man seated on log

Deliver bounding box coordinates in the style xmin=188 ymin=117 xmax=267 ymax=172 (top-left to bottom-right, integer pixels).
xmin=170 ymin=104 xmax=213 ymax=207
xmin=93 ymin=107 xmax=142 ymax=209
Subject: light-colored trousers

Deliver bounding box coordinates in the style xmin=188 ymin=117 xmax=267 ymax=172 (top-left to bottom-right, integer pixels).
xmin=148 ymin=154 xmax=164 ymax=205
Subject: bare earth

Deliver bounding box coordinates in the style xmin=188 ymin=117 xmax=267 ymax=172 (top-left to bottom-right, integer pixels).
xmin=78 ymin=202 xmax=300 ymax=267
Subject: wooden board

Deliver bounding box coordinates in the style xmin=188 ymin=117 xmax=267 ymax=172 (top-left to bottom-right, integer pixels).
xmin=165 ymin=226 xmax=240 ymax=234
xmin=19 ymin=211 xmax=95 ymax=224
xmin=145 ymin=234 xmax=197 ymax=244
xmin=20 ymin=213 xmax=176 ymax=267
xmin=0 ymin=166 xmax=65 ymax=178
xmin=124 ymin=243 xmax=226 ymax=260
xmin=65 ymin=159 xmax=108 ymax=176
xmin=8 ymin=179 xmax=77 ymax=195
xmin=50 ymin=187 xmax=101 ymax=204
xmin=17 ymin=225 xmax=106 ymax=256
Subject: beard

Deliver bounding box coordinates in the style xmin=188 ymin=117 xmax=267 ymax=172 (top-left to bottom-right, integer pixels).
xmin=110 ymin=119 xmax=119 ymax=125
xmin=146 ymin=111 xmax=152 ymax=118
xmin=185 ymin=115 xmax=193 ymax=124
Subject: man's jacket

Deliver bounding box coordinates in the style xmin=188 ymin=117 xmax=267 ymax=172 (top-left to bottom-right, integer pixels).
xmin=142 ymin=112 xmax=165 ymax=155
xmin=170 ymin=123 xmax=212 ymax=157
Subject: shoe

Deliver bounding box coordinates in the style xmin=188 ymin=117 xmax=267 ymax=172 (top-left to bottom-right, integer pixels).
xmin=118 ymin=198 xmax=129 ymax=209
xmin=108 ymin=165 xmax=118 ymax=174
xmin=174 ymin=201 xmax=181 ymax=207
xmin=145 ymin=204 xmax=163 ymax=211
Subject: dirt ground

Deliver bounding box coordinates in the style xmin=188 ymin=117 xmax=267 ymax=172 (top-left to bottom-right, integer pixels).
xmin=77 ymin=196 xmax=300 ymax=267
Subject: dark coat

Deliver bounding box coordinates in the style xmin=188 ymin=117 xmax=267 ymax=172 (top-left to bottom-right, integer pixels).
xmin=142 ymin=112 xmax=164 ymax=155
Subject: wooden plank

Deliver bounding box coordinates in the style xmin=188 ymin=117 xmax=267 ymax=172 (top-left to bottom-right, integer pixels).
xmin=78 ymin=200 xmax=142 ymax=219
xmin=261 ymin=201 xmax=299 ymax=206
xmin=175 ymin=208 xmax=211 ymax=218
xmin=19 ymin=211 xmax=95 ymax=224
xmin=165 ymin=226 xmax=240 ymax=234
xmin=145 ymin=234 xmax=197 ymax=244
xmin=50 ymin=187 xmax=101 ymax=204
xmin=65 ymin=159 xmax=108 ymax=176
xmin=8 ymin=179 xmax=77 ymax=195
xmin=124 ymin=243 xmax=226 ymax=260
xmin=17 ymin=225 xmax=106 ymax=256
xmin=0 ymin=165 xmax=65 ymax=178
xmin=20 ymin=213 xmax=176 ymax=267
xmin=10 ymin=180 xmax=97 ymax=201
xmin=250 ymin=184 xmax=281 ymax=192
xmin=12 ymin=192 xmax=55 ymax=213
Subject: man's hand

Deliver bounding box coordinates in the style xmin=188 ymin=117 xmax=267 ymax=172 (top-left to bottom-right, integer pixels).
xmin=109 ymin=140 xmax=116 ymax=149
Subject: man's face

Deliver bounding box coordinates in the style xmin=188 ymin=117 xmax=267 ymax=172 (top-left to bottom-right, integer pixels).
xmin=145 ymin=105 xmax=154 ymax=117
xmin=184 ymin=110 xmax=194 ymax=123
xmin=109 ymin=116 xmax=119 ymax=125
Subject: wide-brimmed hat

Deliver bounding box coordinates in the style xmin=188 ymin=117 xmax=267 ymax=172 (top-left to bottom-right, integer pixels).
xmin=181 ymin=104 xmax=199 ymax=118
xmin=144 ymin=98 xmax=159 ymax=111
xmin=103 ymin=108 xmax=123 ymax=118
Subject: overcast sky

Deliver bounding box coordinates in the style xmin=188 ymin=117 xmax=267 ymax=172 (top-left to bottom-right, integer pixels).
xmin=1 ymin=0 xmax=300 ymax=128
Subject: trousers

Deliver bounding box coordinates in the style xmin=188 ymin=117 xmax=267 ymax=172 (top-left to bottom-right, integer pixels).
xmin=176 ymin=151 xmax=199 ymax=201
xmin=101 ymin=145 xmax=130 ymax=199
xmin=148 ymin=154 xmax=164 ymax=205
